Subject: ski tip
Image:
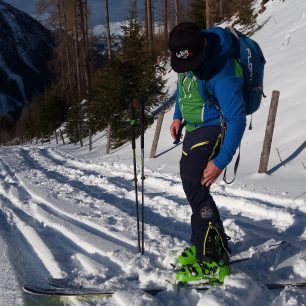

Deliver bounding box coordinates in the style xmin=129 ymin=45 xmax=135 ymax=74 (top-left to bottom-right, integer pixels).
xmin=23 ymin=286 xmax=44 ymax=295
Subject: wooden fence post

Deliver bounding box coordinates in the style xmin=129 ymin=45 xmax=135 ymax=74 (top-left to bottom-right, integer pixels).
xmin=78 ymin=123 xmax=83 ymax=147
xmin=106 ymin=123 xmax=111 ymax=154
xmin=74 ymin=127 xmax=77 ymax=145
xmin=258 ymin=90 xmax=280 ymax=173
xmin=54 ymin=130 xmax=58 ymax=144
xmin=150 ymin=112 xmax=165 ymax=158
xmin=89 ymin=128 xmax=92 ymax=151
xmin=59 ymin=129 xmax=65 ymax=145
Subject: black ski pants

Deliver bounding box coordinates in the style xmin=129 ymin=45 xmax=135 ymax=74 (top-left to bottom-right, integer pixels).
xmin=180 ymin=125 xmax=227 ymax=261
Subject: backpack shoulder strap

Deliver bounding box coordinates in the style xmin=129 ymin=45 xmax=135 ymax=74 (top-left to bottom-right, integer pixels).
xmin=226 ymin=26 xmax=239 ymax=39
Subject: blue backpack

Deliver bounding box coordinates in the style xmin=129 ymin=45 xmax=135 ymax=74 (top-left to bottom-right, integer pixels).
xmin=227 ymin=26 xmax=266 ymax=117
xmin=209 ymin=27 xmax=266 ymax=183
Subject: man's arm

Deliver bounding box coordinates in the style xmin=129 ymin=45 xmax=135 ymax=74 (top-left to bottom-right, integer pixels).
xmin=173 ymin=87 xmax=182 ymax=121
xmin=202 ymin=71 xmax=246 ymax=186
xmin=170 ymin=85 xmax=183 ymax=140
xmin=212 ymin=75 xmax=246 ymax=170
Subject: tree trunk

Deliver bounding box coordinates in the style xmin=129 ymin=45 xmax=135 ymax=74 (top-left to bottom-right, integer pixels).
xmin=84 ymin=0 xmax=89 ymax=57
xmin=84 ymin=0 xmax=91 ymax=87
xmin=146 ymin=0 xmax=153 ymax=56
xmin=144 ymin=0 xmax=148 ymax=41
xmin=130 ymin=0 xmax=137 ymax=17
xmin=57 ymin=0 xmax=65 ymax=92
xmin=105 ymin=0 xmax=112 ymax=154
xmin=63 ymin=12 xmax=73 ymax=95
xmin=174 ymin=0 xmax=179 ymax=25
xmin=164 ymin=0 xmax=168 ymax=43
xmin=219 ymin=0 xmax=224 ymax=19
xmin=73 ymin=0 xmax=82 ymax=100
xmin=104 ymin=0 xmax=112 ymax=60
xmin=206 ymin=0 xmax=211 ymax=28
xmin=78 ymin=0 xmax=90 ymax=92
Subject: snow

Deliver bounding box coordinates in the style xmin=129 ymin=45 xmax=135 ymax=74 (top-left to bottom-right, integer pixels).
xmin=0 ymin=5 xmax=38 ymax=73
xmin=92 ymin=22 xmax=123 ymax=36
xmin=0 ymin=0 xmax=306 ymax=305
xmin=0 ymin=53 xmax=27 ymax=103
xmin=0 ymin=236 xmax=23 ymax=306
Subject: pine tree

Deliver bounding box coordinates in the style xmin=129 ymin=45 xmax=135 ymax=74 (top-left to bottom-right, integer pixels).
xmin=188 ymin=0 xmax=206 ymax=28
xmin=87 ymin=17 xmax=167 ymax=148
xmin=17 ymin=87 xmax=68 ymax=141
xmin=237 ymin=0 xmax=257 ymax=33
xmin=0 ymin=115 xmax=14 ymax=145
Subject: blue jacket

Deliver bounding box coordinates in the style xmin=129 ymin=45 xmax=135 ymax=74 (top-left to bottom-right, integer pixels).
xmin=173 ymin=27 xmax=246 ymax=169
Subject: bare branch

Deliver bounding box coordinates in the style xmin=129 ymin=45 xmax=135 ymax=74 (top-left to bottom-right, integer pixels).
xmin=276 ymin=147 xmax=287 ymax=167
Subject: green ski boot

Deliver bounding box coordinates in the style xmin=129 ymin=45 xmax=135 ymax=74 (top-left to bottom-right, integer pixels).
xmin=177 ymin=245 xmax=197 ymax=266
xmin=176 ymin=258 xmax=230 ymax=284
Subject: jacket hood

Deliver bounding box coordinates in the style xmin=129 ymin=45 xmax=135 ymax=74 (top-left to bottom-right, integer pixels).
xmin=198 ymin=27 xmax=234 ymax=80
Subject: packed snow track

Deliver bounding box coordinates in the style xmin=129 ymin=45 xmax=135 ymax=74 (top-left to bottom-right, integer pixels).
xmin=0 ymin=146 xmax=306 ymax=306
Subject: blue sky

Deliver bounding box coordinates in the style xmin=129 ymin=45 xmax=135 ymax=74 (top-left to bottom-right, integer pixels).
xmin=6 ymin=0 xmax=148 ymax=26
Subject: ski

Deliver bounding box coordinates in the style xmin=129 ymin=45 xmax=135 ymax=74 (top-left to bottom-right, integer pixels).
xmin=229 ymin=239 xmax=287 ymax=264
xmin=23 ymin=278 xmax=306 ymax=297
xmin=23 ymin=240 xmax=288 ymax=297
xmin=265 ymin=279 xmax=306 ymax=289
xmin=47 ymin=275 xmax=139 ymax=289
xmin=171 ymin=278 xmax=306 ymax=291
xmin=23 ymin=285 xmax=164 ymax=297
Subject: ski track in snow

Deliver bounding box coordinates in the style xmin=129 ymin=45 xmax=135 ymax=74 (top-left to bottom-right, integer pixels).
xmin=0 ymin=235 xmax=23 ymax=306
xmin=0 ymin=146 xmax=306 ymax=305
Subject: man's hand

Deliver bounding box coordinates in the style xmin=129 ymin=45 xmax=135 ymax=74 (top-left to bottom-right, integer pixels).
xmin=201 ymin=160 xmax=223 ymax=187
xmin=170 ymin=119 xmax=182 ymax=140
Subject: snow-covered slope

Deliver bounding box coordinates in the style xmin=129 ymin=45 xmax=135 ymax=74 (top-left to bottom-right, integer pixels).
xmin=0 ymin=0 xmax=306 ymax=305
xmin=238 ymin=0 xmax=306 ymax=196
xmin=0 ymin=0 xmax=53 ymax=117
xmin=0 ymin=144 xmax=306 ymax=305
xmin=92 ymin=22 xmax=123 ymax=36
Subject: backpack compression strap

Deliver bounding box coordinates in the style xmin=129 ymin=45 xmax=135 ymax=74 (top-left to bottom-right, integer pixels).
xmin=223 ymin=147 xmax=240 ymax=184
xmin=220 ymin=116 xmax=241 ymax=185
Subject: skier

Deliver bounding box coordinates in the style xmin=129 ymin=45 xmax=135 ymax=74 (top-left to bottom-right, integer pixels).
xmin=168 ymin=22 xmax=246 ymax=283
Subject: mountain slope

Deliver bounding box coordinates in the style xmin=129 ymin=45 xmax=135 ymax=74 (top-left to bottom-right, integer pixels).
xmin=0 ymin=0 xmax=53 ymax=117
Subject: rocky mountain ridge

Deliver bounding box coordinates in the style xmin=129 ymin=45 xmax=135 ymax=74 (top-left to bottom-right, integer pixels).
xmin=0 ymin=0 xmax=53 ymax=118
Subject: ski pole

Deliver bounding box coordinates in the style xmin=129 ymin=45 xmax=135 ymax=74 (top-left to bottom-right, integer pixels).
xmin=139 ymin=100 xmax=145 ymax=255
xmin=129 ymin=101 xmax=141 ymax=253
